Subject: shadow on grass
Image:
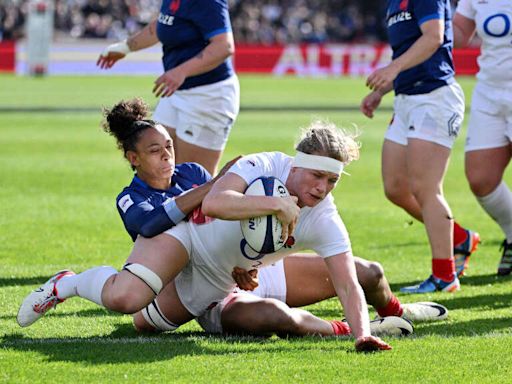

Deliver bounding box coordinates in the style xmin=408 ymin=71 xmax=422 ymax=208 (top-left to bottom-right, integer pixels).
xmin=0 ymin=276 xmax=56 ymax=288
xmin=415 ymin=315 xmax=512 ymax=337
xmin=431 ymin=291 xmax=512 ymax=311
xmin=0 ymin=307 xmax=123 ymax=321
xmin=1 ymin=326 xmax=353 ymax=364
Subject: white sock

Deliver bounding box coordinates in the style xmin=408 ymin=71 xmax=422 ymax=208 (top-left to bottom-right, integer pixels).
xmin=477 ymin=181 xmax=512 ymax=243
xmin=55 ymin=266 xmax=117 ymax=306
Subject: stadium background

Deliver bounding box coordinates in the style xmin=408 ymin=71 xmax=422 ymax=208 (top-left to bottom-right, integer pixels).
xmin=0 ymin=0 xmax=480 ymax=76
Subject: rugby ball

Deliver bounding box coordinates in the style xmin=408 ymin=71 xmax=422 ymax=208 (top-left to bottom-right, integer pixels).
xmin=240 ymin=176 xmax=290 ymax=254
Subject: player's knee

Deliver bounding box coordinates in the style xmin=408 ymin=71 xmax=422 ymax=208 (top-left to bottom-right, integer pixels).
xmin=107 ymin=287 xmax=148 ymax=314
xmin=384 ymin=183 xmax=407 ymax=206
xmin=360 ymin=261 xmax=384 ymax=290
xmin=466 ymin=172 xmax=499 ymax=197
xmin=408 ymin=178 xmax=438 ymax=205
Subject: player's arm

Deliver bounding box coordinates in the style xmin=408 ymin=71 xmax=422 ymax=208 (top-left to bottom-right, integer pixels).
xmin=366 ymin=19 xmax=444 ymax=93
xmin=120 ymin=182 xmax=211 ymax=238
xmin=153 ymin=32 xmax=234 ymax=97
xmin=452 ymin=12 xmax=476 ymax=48
xmin=324 ymin=252 xmax=391 ymax=351
xmin=202 ymin=173 xmax=300 ymax=239
xmin=97 ymin=19 xmax=159 ymax=69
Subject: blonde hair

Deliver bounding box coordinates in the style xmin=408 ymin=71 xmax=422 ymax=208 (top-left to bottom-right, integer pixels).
xmin=295 ymin=119 xmax=360 ymax=164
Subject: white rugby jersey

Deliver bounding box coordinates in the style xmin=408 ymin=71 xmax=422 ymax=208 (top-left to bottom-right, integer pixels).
xmin=456 ymin=0 xmax=512 ymax=87
xmin=184 ymin=151 xmax=352 ymax=291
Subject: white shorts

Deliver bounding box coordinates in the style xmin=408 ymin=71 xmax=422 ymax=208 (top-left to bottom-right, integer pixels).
xmin=465 ymin=81 xmax=512 ymax=152
xmin=153 ymin=75 xmax=240 ymax=151
xmin=385 ymin=83 xmax=465 ymax=149
xmin=195 ymin=260 xmax=287 ymax=334
xmin=165 ymin=222 xmax=233 ymax=317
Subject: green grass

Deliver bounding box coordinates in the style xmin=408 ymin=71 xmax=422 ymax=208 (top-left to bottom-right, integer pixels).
xmin=1 ymin=74 xmax=512 ymax=383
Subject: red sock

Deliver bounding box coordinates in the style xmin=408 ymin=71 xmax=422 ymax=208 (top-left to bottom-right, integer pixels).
xmin=330 ymin=320 xmax=351 ymax=335
xmin=453 ymin=221 xmax=467 ymax=247
xmin=376 ymin=295 xmax=403 ymax=318
xmin=432 ymin=258 xmax=456 ymax=282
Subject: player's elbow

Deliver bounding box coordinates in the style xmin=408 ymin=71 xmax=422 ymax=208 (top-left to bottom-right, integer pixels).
xmin=219 ymin=41 xmax=234 ymax=60
xmin=201 ymin=194 xmax=223 ymax=218
xmin=226 ymin=41 xmax=235 ymax=57
xmin=137 ymin=223 xmax=161 ymax=238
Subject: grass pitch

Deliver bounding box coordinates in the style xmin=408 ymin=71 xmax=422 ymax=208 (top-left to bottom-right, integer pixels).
xmin=1 ymin=74 xmax=511 ymax=383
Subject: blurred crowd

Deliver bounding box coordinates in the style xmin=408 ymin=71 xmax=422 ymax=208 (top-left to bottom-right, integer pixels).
xmin=1 ymin=0 xmax=457 ymax=44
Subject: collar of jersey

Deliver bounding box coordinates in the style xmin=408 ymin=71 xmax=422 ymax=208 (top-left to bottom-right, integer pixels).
xmin=133 ymin=174 xmax=174 ymax=193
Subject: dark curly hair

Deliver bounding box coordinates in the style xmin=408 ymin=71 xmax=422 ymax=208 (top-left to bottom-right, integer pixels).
xmin=101 ymin=97 xmax=156 ymax=154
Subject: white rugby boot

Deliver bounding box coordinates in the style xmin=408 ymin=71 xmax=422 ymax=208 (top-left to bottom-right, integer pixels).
xmin=401 ymin=302 xmax=448 ymax=322
xmin=17 ymin=270 xmax=75 ymax=327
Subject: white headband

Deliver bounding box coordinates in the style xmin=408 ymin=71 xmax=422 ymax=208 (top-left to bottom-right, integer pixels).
xmin=292 ymin=151 xmax=345 ymax=175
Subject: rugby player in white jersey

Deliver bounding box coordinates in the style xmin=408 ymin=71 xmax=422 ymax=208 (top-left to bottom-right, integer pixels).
xmin=453 ymin=0 xmax=512 ymax=276
xmin=18 ymin=120 xmax=391 ymax=352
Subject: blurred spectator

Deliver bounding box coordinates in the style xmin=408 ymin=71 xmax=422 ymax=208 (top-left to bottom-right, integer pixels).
xmin=0 ymin=0 xmax=458 ymax=43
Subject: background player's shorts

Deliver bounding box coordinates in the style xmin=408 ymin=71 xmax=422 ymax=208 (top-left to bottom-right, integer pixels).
xmin=465 ymin=81 xmax=512 ymax=152
xmin=195 ymin=260 xmax=287 ymax=334
xmin=153 ymin=75 xmax=240 ymax=151
xmin=385 ymin=82 xmax=465 ymax=149
xmin=164 ymin=222 xmax=232 ymax=317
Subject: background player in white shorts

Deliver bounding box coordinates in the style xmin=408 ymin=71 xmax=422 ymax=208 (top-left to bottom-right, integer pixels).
xmin=97 ymin=0 xmax=239 ymax=175
xmin=453 ymin=0 xmax=512 ymax=276
xmin=360 ymin=0 xmax=479 ymax=294
xmin=18 ymin=120 xmax=392 ymax=352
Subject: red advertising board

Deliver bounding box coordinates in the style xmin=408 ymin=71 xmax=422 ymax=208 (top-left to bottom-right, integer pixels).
xmin=2 ymin=41 xmax=480 ymax=75
xmin=234 ymin=44 xmax=481 ymax=76
xmin=0 ymin=40 xmax=16 ymax=72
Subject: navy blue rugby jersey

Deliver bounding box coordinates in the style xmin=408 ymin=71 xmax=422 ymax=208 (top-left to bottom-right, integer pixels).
xmin=156 ymin=0 xmax=234 ymax=90
xmin=386 ymin=0 xmax=455 ymax=95
xmin=116 ymin=162 xmax=211 ymax=241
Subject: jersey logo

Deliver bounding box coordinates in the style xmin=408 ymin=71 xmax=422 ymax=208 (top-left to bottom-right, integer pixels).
xmin=448 ymin=113 xmax=462 ymax=137
xmin=118 ymin=194 xmax=134 ymax=213
xmin=169 ymin=0 xmax=180 ymax=14
xmin=399 ymin=0 xmax=408 ymax=11
xmin=387 ymin=11 xmax=412 ymax=27
xmin=284 ymin=236 xmax=295 ymax=249
xmin=158 ymin=12 xmax=174 ymax=26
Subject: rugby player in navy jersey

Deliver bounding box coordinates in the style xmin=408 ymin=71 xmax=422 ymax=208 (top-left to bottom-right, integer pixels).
xmin=103 ymin=98 xmax=228 ymax=241
xmin=97 ymin=0 xmax=239 ymax=176
xmin=360 ymin=0 xmax=479 ymax=293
